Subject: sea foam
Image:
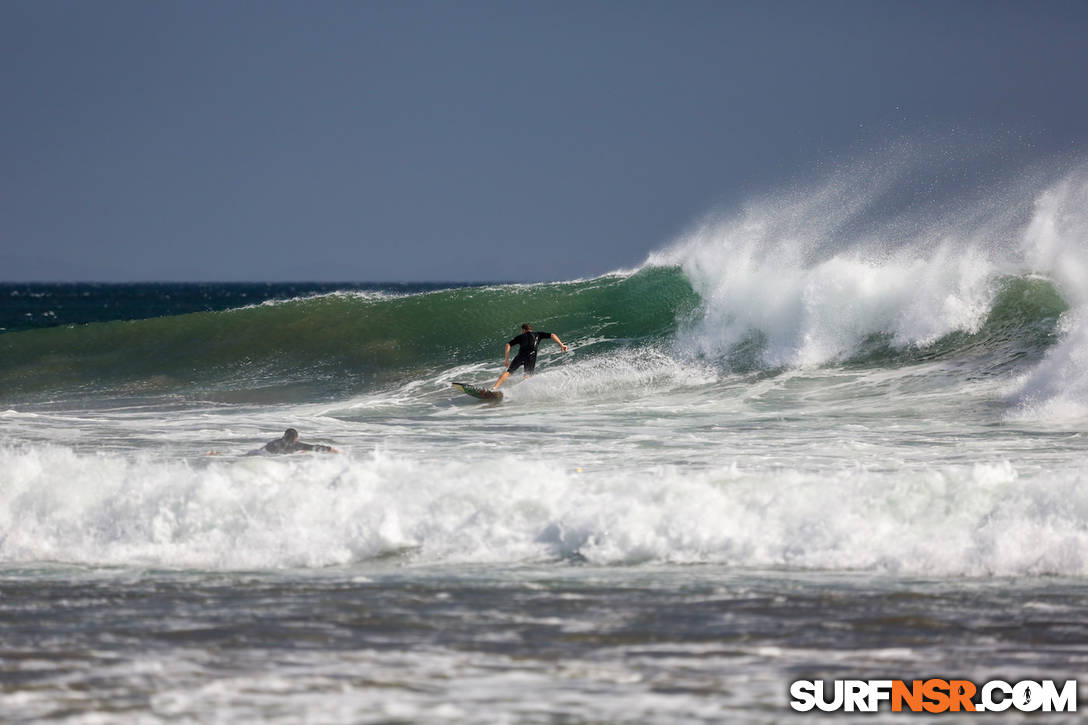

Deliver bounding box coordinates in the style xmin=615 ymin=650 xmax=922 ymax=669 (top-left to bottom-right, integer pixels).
xmin=3 ymin=444 xmax=1086 ymax=576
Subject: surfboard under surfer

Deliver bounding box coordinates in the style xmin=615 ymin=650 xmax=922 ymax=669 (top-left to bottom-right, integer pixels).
xmin=492 ymin=323 xmax=568 ymax=390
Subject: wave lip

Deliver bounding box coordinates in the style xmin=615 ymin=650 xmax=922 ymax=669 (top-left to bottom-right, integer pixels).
xmin=671 ymin=242 xmax=1004 ymax=369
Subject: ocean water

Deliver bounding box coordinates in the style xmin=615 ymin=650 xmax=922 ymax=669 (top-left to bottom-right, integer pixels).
xmin=3 ymin=157 xmax=1088 ymax=722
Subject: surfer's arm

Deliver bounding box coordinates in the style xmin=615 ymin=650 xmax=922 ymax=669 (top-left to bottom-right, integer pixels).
xmin=503 ymin=342 xmax=511 ymax=366
xmin=549 ymin=333 xmax=569 ymax=352
xmin=295 ymin=442 xmax=337 ymax=453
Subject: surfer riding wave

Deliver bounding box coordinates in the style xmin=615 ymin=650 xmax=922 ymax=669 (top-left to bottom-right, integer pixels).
xmin=493 ymin=323 xmax=568 ymax=390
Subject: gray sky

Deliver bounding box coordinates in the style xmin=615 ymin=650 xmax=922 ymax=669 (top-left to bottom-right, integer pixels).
xmin=3 ymin=0 xmax=1087 ymax=282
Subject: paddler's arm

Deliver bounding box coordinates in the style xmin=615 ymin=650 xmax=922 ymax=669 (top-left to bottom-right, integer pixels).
xmin=295 ymin=442 xmax=338 ymax=454
xmin=550 ymin=333 xmax=569 ymax=352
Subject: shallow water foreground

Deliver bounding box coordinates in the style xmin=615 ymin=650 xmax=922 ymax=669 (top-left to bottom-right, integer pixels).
xmin=2 ymin=565 xmax=1086 ymax=724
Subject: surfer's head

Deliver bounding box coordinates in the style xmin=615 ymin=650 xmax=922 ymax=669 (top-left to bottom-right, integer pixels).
xmin=521 ymin=323 xmax=532 ymax=331
xmin=283 ymin=428 xmax=299 ymax=442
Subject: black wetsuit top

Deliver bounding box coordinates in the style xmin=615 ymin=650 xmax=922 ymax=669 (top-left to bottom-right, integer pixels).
xmin=507 ymin=331 xmax=552 ymax=373
xmin=263 ymin=438 xmax=333 ymax=455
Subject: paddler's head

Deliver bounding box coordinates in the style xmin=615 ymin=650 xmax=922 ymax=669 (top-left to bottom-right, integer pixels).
xmin=283 ymin=428 xmax=299 ymax=443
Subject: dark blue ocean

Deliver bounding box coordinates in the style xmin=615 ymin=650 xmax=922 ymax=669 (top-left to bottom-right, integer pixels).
xmin=0 ymin=281 xmax=474 ymax=333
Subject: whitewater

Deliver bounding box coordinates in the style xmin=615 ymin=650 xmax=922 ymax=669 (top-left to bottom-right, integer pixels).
xmin=3 ymin=155 xmax=1088 ymax=722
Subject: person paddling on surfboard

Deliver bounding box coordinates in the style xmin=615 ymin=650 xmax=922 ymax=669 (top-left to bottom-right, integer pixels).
xmin=492 ymin=323 xmax=568 ymax=390
xmin=259 ymin=428 xmax=338 ymax=455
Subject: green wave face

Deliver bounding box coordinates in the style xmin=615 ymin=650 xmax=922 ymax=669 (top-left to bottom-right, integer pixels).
xmin=0 ymin=268 xmax=699 ymax=403
xmin=0 ymin=268 xmax=1069 ymax=404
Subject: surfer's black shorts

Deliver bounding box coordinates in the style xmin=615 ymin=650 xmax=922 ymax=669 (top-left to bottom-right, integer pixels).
xmin=507 ymin=352 xmax=537 ymax=374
